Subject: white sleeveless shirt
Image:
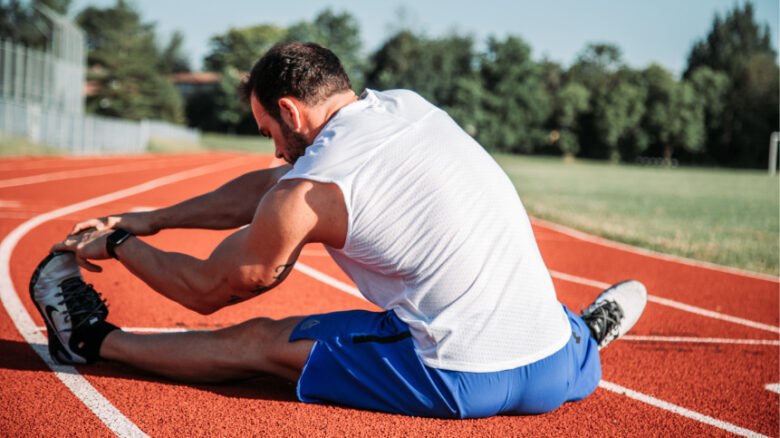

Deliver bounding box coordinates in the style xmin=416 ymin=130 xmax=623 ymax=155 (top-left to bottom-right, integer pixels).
xmin=280 ymin=89 xmax=571 ymax=372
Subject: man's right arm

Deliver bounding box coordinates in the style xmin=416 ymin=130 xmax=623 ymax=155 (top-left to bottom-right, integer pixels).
xmin=71 ymin=164 xmax=292 ymax=236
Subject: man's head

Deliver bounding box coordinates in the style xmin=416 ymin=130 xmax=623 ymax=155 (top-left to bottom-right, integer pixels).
xmin=239 ymin=42 xmax=353 ymax=164
xmin=239 ymin=42 xmax=352 ymax=123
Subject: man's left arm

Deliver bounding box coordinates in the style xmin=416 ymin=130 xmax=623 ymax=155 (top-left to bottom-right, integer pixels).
xmin=53 ymin=179 xmax=347 ymax=314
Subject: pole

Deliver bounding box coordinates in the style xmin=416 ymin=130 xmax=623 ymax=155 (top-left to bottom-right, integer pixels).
xmin=769 ymin=132 xmax=779 ymax=176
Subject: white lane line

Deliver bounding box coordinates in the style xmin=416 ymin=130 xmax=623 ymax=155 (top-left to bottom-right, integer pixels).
xmin=599 ymin=381 xmax=769 ymax=438
xmin=0 ymin=155 xmax=158 ymax=172
xmin=36 ymin=326 xmax=191 ymax=333
xmin=549 ymin=270 xmax=780 ymax=334
xmin=533 ymin=218 xmax=779 ymax=283
xmin=293 ymin=262 xmax=771 ymax=438
xmin=0 ymin=156 xmax=208 ymax=189
xmin=35 ymin=325 xmax=778 ymax=347
xmin=766 ymin=384 xmax=780 ymax=394
xmin=621 ymin=335 xmax=779 ymax=346
xmin=294 ymin=262 xmax=361 ymax=298
xmin=0 ymin=156 xmax=248 ymax=438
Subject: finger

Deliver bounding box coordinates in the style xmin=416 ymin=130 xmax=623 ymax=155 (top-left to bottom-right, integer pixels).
xmin=106 ymin=216 xmax=121 ymax=229
xmin=71 ymin=219 xmax=101 ymax=235
xmin=77 ymin=255 xmax=103 ymax=273
xmin=51 ymin=241 xmax=74 ymax=253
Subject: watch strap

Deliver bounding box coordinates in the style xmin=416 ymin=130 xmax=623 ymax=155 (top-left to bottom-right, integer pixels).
xmin=106 ymin=228 xmax=134 ymax=260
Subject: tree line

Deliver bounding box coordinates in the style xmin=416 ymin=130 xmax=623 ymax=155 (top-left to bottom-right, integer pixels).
xmin=2 ymin=0 xmax=777 ymax=168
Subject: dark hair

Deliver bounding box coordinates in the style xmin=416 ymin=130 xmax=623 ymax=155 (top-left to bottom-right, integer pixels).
xmin=239 ymin=42 xmax=352 ymax=121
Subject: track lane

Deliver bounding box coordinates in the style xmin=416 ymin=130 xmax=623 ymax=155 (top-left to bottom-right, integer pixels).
xmin=1 ymin=153 xmax=777 ymax=437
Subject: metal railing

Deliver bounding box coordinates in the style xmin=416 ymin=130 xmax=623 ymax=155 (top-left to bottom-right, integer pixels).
xmin=0 ymin=38 xmax=84 ymax=116
xmin=0 ymin=98 xmax=200 ymax=154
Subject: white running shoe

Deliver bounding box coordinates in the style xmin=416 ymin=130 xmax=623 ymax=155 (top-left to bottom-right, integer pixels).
xmin=29 ymin=251 xmax=112 ymax=364
xmin=580 ymin=280 xmax=647 ymax=349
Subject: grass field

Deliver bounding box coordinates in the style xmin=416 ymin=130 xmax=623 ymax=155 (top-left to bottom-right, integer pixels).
xmin=0 ymin=134 xmax=776 ymax=276
xmin=496 ymin=154 xmax=779 ymax=276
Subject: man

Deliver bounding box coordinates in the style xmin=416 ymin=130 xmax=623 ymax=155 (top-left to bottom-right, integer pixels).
xmin=30 ymin=42 xmax=646 ymax=418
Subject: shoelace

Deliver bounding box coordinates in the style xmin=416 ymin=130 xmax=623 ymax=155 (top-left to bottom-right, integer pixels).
xmin=55 ymin=277 xmax=108 ymax=332
xmin=584 ymin=300 xmax=624 ymax=344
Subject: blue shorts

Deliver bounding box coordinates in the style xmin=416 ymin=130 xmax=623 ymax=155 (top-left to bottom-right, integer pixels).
xmin=289 ymin=305 xmax=601 ymax=418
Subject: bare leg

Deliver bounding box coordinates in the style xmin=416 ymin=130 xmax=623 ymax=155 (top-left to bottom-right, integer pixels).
xmin=99 ymin=316 xmax=314 ymax=383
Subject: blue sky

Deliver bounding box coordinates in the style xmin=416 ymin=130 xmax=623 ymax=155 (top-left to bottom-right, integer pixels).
xmin=70 ymin=0 xmax=779 ymax=76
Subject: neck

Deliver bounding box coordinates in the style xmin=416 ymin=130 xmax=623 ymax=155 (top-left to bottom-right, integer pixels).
xmin=303 ymin=90 xmax=358 ymax=143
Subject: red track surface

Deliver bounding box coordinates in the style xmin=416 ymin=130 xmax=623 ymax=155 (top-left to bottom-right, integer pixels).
xmin=1 ymin=153 xmax=777 ymax=437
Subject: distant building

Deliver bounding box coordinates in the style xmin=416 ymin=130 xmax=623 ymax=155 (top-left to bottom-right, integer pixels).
xmin=169 ymin=72 xmax=221 ymax=98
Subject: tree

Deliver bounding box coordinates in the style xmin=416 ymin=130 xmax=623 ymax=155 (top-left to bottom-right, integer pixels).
xmin=366 ymin=30 xmax=477 ymax=111
xmin=683 ymin=2 xmax=778 ymax=167
xmin=203 ymin=24 xmax=286 ymax=72
xmin=568 ymin=43 xmax=645 ymax=161
xmin=0 ymin=0 xmax=71 ymax=48
xmin=639 ymin=64 xmax=705 ymax=163
xmin=77 ymin=0 xmax=184 ymax=123
xmin=159 ymin=30 xmax=191 ymax=74
xmin=286 ymin=9 xmax=364 ymax=91
xmin=684 ymin=2 xmax=775 ymax=78
xmin=474 ymin=36 xmax=551 ymax=153
xmin=551 ymin=82 xmax=590 ymax=157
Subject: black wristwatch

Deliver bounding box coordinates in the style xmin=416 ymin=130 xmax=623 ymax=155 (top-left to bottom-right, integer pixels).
xmin=106 ymin=228 xmax=134 ymax=260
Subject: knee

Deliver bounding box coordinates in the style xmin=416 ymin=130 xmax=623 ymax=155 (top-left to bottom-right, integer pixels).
xmin=217 ymin=317 xmax=299 ymax=368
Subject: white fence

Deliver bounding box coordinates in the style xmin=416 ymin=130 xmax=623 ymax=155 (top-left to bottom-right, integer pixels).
xmin=0 ymin=38 xmax=84 ymax=116
xmin=0 ymin=98 xmax=200 ymax=154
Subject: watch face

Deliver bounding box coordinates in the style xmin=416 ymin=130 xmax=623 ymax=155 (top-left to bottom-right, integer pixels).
xmin=107 ymin=228 xmax=133 ymax=259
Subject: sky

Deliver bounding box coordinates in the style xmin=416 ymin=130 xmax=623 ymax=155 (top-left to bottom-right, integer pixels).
xmin=69 ymin=0 xmax=779 ymax=76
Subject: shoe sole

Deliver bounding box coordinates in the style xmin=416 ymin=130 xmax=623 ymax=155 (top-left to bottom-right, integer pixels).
xmin=29 ymin=251 xmax=81 ymax=364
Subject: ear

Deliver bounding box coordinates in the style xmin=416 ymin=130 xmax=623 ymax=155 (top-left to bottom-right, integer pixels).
xmin=278 ymin=98 xmax=304 ymax=131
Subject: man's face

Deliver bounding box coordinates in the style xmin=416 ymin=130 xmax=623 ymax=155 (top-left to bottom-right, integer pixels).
xmin=250 ymin=95 xmax=310 ymax=164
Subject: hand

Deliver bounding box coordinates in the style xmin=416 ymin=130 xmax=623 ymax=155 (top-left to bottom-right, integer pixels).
xmin=70 ymin=211 xmax=158 ymax=237
xmin=52 ymin=228 xmax=114 ymax=272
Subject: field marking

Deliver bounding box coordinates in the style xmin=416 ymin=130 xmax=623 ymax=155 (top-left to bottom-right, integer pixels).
xmin=766 ymin=384 xmax=780 ymax=394
xmin=621 ymin=335 xmax=779 ymax=346
xmin=293 ymin=262 xmax=772 ymax=438
xmin=0 ymin=156 xmax=210 ymax=189
xmin=0 ymin=156 xmax=249 ymax=438
xmin=0 ymin=155 xmax=159 ymax=172
xmin=549 ymin=270 xmax=780 ymax=334
xmin=294 ymin=262 xmax=361 ymax=298
xmin=33 ymin=325 xmax=778 ymax=347
xmin=598 ymin=381 xmax=768 ymax=438
xmin=532 ymin=218 xmax=779 ymax=283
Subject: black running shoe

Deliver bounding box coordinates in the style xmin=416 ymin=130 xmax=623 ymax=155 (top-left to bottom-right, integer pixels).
xmin=29 ymin=251 xmax=114 ymax=364
xmin=580 ymin=280 xmax=647 ymax=349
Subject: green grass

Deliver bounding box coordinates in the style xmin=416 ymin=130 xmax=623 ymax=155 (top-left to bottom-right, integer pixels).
xmin=148 ymin=133 xmax=274 ymax=154
xmin=495 ymin=154 xmax=780 ymax=276
xmin=0 ymin=135 xmax=62 ymax=156
xmin=200 ymin=132 xmax=274 ymax=154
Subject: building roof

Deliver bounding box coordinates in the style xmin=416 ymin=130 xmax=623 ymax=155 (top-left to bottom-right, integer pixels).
xmin=168 ymin=72 xmax=221 ymax=84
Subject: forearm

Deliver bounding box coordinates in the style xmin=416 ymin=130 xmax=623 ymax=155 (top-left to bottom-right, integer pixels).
xmin=113 ymin=236 xmax=230 ymax=314
xmin=148 ymin=165 xmax=291 ymax=231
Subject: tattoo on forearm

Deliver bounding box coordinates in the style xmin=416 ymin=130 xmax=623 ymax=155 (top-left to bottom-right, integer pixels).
xmin=250 ymin=284 xmax=270 ymax=295
xmin=248 ymin=263 xmax=294 ymax=296
xmin=227 ymin=295 xmax=244 ymax=304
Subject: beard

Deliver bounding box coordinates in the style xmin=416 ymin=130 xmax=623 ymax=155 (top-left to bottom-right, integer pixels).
xmin=280 ymin=120 xmax=310 ymax=164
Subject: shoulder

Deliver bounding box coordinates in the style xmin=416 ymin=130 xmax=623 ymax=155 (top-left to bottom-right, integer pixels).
xmin=256 ymin=179 xmax=347 ymax=249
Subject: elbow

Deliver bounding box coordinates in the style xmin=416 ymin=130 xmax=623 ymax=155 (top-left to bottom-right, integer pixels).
xmin=186 ymin=298 xmax=221 ymax=315
xmin=190 ymin=302 xmax=220 ymax=316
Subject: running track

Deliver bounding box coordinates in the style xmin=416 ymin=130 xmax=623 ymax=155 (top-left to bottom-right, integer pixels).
xmin=0 ymin=153 xmax=777 ymax=437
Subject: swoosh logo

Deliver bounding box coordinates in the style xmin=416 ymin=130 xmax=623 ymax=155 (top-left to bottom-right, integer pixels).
xmin=45 ymin=305 xmax=60 ymax=329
